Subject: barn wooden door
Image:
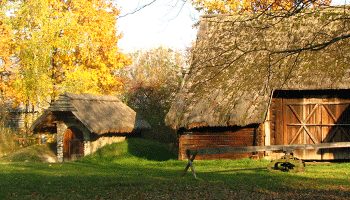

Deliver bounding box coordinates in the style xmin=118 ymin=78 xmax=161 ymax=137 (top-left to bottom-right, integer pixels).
xmin=319 ymin=100 xmax=350 ymax=159
xmin=282 ymin=98 xmax=350 ymax=160
xmin=63 ymin=128 xmax=84 ymax=160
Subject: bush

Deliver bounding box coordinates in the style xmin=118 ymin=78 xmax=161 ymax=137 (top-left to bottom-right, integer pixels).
xmin=0 ymin=125 xmax=19 ymax=157
xmin=0 ymin=144 xmax=57 ymax=162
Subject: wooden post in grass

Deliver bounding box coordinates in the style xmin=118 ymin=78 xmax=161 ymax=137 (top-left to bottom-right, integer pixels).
xmin=183 ymin=149 xmax=198 ymax=179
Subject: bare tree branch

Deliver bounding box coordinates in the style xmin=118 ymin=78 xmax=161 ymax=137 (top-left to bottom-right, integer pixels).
xmin=273 ymin=33 xmax=350 ymax=53
xmin=118 ymin=0 xmax=158 ymax=18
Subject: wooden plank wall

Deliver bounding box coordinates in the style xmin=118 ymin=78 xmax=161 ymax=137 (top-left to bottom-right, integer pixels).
xmin=270 ymin=91 xmax=350 ymax=160
xmin=178 ymin=127 xmax=257 ymax=160
xmin=269 ymin=98 xmax=283 ymax=146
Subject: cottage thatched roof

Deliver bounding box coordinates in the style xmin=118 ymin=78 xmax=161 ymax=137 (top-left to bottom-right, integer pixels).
xmin=166 ymin=7 xmax=350 ymax=130
xmin=32 ymin=93 xmax=151 ymax=134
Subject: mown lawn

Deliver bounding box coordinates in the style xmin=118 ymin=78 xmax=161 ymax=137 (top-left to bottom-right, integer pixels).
xmin=0 ymin=138 xmax=349 ymax=200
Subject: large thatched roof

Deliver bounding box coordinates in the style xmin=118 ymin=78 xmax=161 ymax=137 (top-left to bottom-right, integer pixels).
xmin=166 ymin=7 xmax=350 ymax=130
xmin=32 ymin=93 xmax=150 ymax=134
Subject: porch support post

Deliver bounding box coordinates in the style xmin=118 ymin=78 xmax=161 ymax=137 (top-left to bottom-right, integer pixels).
xmin=56 ymin=122 xmax=67 ymax=162
xmin=264 ymin=109 xmax=271 ymax=156
xmin=83 ymin=131 xmax=91 ymax=156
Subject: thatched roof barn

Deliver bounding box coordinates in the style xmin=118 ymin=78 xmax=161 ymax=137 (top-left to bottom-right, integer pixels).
xmin=166 ymin=7 xmax=350 ymax=160
xmin=32 ymin=93 xmax=150 ymax=134
xmin=32 ymin=93 xmax=150 ymax=162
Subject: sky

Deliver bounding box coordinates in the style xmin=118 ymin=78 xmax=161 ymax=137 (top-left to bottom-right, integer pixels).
xmin=115 ymin=0 xmax=348 ymax=52
xmin=115 ymin=0 xmax=199 ymax=52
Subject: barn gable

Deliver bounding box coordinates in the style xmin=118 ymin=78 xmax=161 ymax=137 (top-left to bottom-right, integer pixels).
xmin=166 ymin=7 xmax=350 ymax=160
xmin=166 ymin=7 xmax=350 ymax=130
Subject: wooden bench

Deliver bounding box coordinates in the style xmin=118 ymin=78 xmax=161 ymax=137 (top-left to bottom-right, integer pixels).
xmin=183 ymin=142 xmax=350 ymax=178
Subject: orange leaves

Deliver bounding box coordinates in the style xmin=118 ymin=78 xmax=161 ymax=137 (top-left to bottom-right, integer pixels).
xmin=55 ymin=0 xmax=129 ymax=95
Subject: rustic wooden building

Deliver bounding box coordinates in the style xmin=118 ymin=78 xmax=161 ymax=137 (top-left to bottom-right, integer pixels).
xmin=32 ymin=93 xmax=150 ymax=162
xmin=166 ymin=7 xmax=350 ymax=160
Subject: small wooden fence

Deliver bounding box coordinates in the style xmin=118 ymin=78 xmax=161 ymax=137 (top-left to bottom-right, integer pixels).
xmin=15 ymin=137 xmax=39 ymax=147
xmin=183 ymin=142 xmax=350 ymax=178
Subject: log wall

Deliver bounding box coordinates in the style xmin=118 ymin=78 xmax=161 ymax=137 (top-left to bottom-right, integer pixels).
xmin=178 ymin=126 xmax=259 ymax=160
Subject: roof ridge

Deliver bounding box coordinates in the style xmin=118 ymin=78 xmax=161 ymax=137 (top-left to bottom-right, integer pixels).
xmin=64 ymin=92 xmax=121 ymax=102
xmin=199 ymin=6 xmax=350 ymax=20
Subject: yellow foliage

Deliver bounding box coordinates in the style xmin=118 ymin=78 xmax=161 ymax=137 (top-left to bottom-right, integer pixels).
xmin=7 ymin=0 xmax=129 ymax=105
xmin=0 ymin=2 xmax=11 ymax=71
xmin=62 ymin=67 xmax=100 ymax=95
xmin=0 ymin=2 xmax=14 ymax=103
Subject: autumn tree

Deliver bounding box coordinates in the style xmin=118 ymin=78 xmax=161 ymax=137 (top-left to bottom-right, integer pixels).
xmin=121 ymin=47 xmax=187 ymax=143
xmin=0 ymin=0 xmax=12 ymax=100
xmin=0 ymin=1 xmax=11 ymax=70
xmin=8 ymin=0 xmax=129 ymax=106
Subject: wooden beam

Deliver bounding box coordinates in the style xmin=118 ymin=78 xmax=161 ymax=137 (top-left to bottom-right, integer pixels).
xmin=286 ymin=124 xmax=350 ymax=126
xmin=183 ymin=150 xmax=197 ymax=179
xmin=286 ymin=102 xmax=350 ymax=105
xmin=302 ymin=125 xmax=318 ymax=144
xmin=187 ymin=142 xmax=350 ymax=155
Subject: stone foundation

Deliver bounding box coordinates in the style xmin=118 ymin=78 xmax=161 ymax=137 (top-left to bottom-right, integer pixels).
xmin=85 ymin=136 xmax=126 ymax=156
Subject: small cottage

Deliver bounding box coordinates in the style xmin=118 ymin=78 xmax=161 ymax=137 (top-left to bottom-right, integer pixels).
xmin=32 ymin=93 xmax=150 ymax=162
xmin=166 ymin=7 xmax=350 ymax=160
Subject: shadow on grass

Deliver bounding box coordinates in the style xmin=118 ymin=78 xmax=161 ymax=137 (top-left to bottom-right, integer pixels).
xmin=126 ymin=138 xmax=176 ymax=161
xmin=203 ymin=167 xmax=267 ymax=173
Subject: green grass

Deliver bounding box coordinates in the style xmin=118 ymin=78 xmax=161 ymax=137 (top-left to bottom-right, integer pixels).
xmin=0 ymin=138 xmax=349 ymax=199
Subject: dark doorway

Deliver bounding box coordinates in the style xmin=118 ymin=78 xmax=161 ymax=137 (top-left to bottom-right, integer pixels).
xmin=63 ymin=127 xmax=84 ymax=160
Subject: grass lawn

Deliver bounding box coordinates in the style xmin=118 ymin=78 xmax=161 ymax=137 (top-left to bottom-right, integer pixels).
xmin=0 ymin=138 xmax=349 ymax=200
